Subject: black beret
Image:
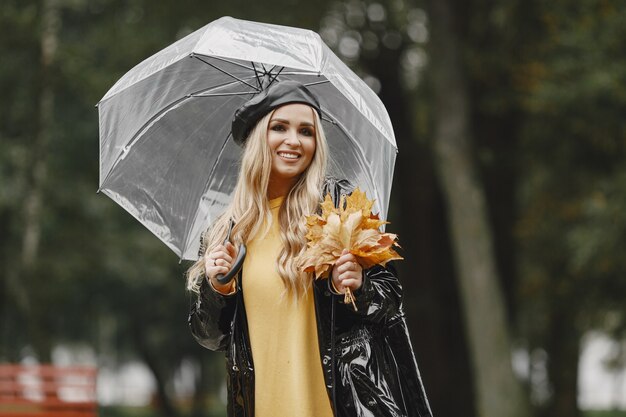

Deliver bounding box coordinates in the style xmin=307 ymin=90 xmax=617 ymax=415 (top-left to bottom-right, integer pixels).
xmin=231 ymin=80 xmax=322 ymax=145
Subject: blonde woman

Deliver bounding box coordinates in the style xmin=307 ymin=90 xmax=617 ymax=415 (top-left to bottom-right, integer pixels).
xmin=188 ymin=81 xmax=432 ymax=417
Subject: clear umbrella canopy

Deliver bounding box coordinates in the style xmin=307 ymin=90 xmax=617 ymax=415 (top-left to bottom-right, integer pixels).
xmin=98 ymin=16 xmax=397 ymax=261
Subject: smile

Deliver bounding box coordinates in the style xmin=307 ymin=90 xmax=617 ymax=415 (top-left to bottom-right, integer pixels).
xmin=278 ymin=152 xmax=301 ymax=160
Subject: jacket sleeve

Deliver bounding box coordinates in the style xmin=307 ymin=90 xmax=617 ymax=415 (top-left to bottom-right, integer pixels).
xmin=188 ymin=277 xmax=237 ymax=351
xmin=336 ymin=262 xmax=403 ymax=324
xmin=322 ymin=177 xmax=403 ymax=324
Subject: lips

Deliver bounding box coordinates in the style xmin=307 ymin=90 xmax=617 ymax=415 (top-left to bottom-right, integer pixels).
xmin=277 ymin=151 xmax=301 ymax=160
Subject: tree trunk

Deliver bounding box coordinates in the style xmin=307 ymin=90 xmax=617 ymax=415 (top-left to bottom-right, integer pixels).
xmin=5 ymin=0 xmax=60 ymax=362
xmin=191 ymin=355 xmax=212 ymax=417
xmin=23 ymin=0 xmax=58 ymax=279
xmin=132 ymin=328 xmax=180 ymax=417
xmin=545 ymin=307 xmax=581 ymax=417
xmin=361 ymin=34 xmax=476 ymax=417
xmin=426 ymin=0 xmax=531 ymax=416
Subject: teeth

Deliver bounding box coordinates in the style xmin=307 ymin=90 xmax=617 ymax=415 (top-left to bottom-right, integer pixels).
xmin=278 ymin=152 xmax=299 ymax=159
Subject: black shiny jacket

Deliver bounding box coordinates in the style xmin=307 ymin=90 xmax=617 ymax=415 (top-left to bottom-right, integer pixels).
xmin=188 ymin=179 xmax=433 ymax=417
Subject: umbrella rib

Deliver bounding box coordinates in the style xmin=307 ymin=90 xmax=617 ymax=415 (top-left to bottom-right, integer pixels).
xmin=193 ymin=55 xmax=260 ymax=91
xmin=303 ymin=80 xmax=330 ymax=87
xmin=101 ymin=78 xmax=258 ymax=189
xmin=208 ymin=55 xmax=255 ymax=71
xmin=190 ymin=91 xmax=259 ymax=97
xmin=267 ymin=67 xmax=285 ymax=87
xmin=279 ymin=71 xmax=325 ymax=76
xmin=252 ymin=62 xmax=263 ymax=89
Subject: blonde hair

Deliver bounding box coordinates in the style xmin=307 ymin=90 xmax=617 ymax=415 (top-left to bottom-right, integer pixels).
xmin=186 ymin=106 xmax=328 ymax=299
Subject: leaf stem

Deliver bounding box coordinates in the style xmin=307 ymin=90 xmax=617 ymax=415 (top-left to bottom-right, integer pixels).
xmin=344 ymin=288 xmax=357 ymax=311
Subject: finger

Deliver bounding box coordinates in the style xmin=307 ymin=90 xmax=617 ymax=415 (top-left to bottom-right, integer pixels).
xmin=336 ymin=262 xmax=350 ymax=275
xmin=214 ymin=250 xmax=233 ymax=264
xmin=337 ymin=260 xmax=358 ymax=274
xmin=337 ymin=251 xmax=352 ymax=261
xmin=338 ymin=254 xmax=358 ymax=267
xmin=216 ymin=265 xmax=231 ymax=274
xmin=333 ymin=279 xmax=347 ymax=293
xmin=214 ymin=258 xmax=232 ymax=269
xmin=338 ymin=270 xmax=357 ymax=282
xmin=225 ymin=241 xmax=238 ymax=258
xmin=206 ymin=251 xmax=233 ymax=270
xmin=341 ymin=278 xmax=362 ymax=291
xmin=206 ymin=246 xmax=224 ymax=259
xmin=340 ymin=267 xmax=362 ymax=281
xmin=209 ymin=246 xmax=233 ymax=262
xmin=207 ymin=266 xmax=231 ymax=279
xmin=213 ymin=244 xmax=227 ymax=254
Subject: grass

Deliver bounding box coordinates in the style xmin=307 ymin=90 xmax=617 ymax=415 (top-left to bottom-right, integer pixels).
xmin=584 ymin=411 xmax=626 ymax=417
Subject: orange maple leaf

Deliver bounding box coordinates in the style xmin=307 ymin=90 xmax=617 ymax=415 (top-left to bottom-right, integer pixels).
xmin=299 ymin=187 xmax=403 ymax=280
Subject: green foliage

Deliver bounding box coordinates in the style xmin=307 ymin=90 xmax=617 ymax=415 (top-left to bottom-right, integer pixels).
xmin=515 ymin=0 xmax=626 ymax=335
xmin=583 ymin=411 xmax=626 ymax=417
xmin=437 ymin=0 xmax=626 ymax=413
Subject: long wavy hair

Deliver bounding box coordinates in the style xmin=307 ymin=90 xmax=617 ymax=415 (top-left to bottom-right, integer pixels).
xmin=186 ymin=106 xmax=328 ymax=298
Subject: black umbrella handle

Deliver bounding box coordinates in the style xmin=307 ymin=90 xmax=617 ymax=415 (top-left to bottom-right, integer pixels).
xmin=215 ymin=219 xmax=247 ymax=285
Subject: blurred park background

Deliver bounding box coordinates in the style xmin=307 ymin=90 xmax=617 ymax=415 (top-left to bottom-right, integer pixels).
xmin=1 ymin=0 xmax=625 ymax=416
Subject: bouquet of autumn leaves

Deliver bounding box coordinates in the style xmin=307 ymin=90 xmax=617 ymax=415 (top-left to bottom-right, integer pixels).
xmin=299 ymin=188 xmax=403 ymax=310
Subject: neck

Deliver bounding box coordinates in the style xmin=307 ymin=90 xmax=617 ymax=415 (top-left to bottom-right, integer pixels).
xmin=267 ymin=177 xmax=297 ymax=200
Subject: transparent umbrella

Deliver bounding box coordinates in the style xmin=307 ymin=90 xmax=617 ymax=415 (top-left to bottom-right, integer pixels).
xmin=97 ymin=16 xmax=397 ymax=261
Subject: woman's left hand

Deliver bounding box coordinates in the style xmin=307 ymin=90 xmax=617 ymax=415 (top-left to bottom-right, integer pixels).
xmin=332 ymin=249 xmax=363 ymax=293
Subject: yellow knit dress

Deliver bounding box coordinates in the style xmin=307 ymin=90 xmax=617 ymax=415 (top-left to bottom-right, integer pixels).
xmin=242 ymin=196 xmax=334 ymax=417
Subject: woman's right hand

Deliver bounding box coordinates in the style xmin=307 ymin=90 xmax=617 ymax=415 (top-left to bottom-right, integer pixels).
xmin=204 ymin=242 xmax=238 ymax=294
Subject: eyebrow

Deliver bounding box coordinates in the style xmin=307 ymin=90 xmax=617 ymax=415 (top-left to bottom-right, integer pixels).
xmin=270 ymin=118 xmax=315 ymax=127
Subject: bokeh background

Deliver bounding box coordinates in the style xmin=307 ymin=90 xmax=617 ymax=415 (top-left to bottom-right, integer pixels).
xmin=1 ymin=1 xmax=625 ymax=417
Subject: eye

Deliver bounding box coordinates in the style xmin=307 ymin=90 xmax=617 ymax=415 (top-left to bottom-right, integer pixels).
xmin=300 ymin=127 xmax=314 ymax=137
xmin=270 ymin=123 xmax=286 ymax=132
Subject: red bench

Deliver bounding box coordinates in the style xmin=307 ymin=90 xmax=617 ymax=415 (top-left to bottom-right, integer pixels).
xmin=0 ymin=364 xmax=97 ymax=417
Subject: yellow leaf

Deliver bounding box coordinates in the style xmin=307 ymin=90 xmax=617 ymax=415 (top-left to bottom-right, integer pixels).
xmin=320 ymin=194 xmax=336 ymax=218
xmin=345 ymin=188 xmax=373 ymax=217
xmin=341 ymin=211 xmax=362 ymax=248
xmin=361 ymin=212 xmax=387 ymax=230
xmin=299 ymin=188 xmax=403 ymax=280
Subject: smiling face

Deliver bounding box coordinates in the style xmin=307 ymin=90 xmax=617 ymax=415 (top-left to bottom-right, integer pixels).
xmin=266 ymin=103 xmax=317 ymax=198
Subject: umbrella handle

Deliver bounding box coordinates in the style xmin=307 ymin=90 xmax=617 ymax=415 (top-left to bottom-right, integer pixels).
xmin=215 ymin=219 xmax=246 ymax=285
xmin=215 ymin=243 xmax=246 ymax=285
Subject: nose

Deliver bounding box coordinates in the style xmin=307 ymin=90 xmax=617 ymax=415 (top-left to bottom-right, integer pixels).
xmin=283 ymin=128 xmax=300 ymax=146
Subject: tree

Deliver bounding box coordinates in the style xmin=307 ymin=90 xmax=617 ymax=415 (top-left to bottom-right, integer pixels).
xmin=425 ymin=0 xmax=532 ymax=416
xmin=511 ymin=1 xmax=626 ymax=415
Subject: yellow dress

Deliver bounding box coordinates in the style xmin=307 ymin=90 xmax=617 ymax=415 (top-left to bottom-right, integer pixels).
xmin=242 ymin=196 xmax=334 ymax=417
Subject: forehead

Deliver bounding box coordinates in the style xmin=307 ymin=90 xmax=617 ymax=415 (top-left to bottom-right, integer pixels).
xmin=271 ymin=103 xmax=315 ymax=122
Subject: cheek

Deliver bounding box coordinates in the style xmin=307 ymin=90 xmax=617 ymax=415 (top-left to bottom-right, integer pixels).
xmin=266 ymin=133 xmax=279 ymax=151
xmin=305 ymin=141 xmax=317 ymax=162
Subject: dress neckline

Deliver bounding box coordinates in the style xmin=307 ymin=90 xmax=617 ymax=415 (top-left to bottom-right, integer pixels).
xmin=269 ymin=196 xmax=284 ymax=210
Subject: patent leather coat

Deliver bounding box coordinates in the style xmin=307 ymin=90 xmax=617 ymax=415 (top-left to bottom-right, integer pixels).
xmin=188 ymin=179 xmax=433 ymax=417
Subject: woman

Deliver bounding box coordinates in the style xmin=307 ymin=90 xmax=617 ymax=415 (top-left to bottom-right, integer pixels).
xmin=187 ymin=81 xmax=432 ymax=417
